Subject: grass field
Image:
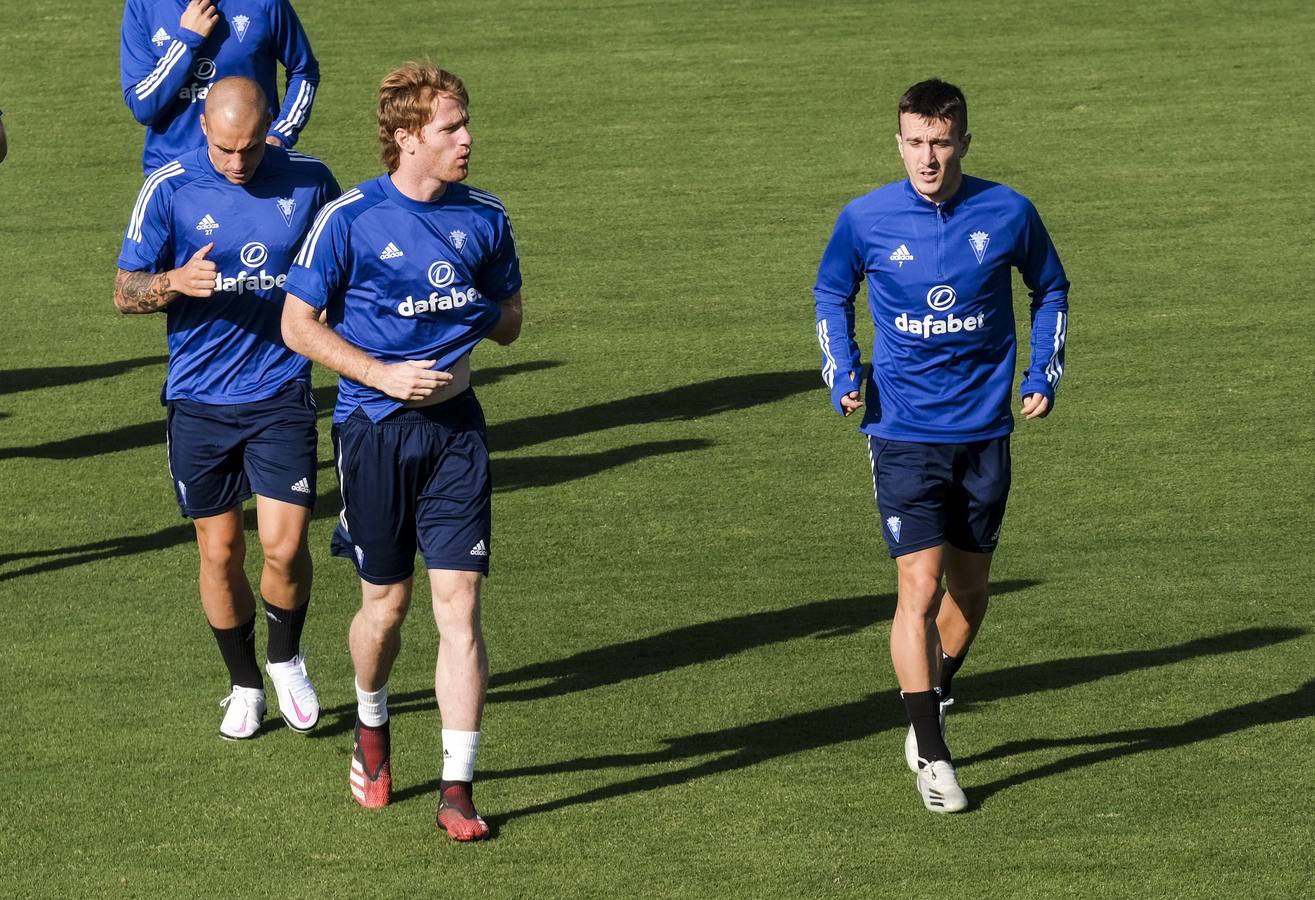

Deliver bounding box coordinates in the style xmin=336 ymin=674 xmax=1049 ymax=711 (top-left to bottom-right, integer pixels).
xmin=2 ymin=0 xmax=1313 ymax=897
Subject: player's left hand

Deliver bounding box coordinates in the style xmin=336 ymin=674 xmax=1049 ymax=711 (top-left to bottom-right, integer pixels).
xmin=265 ymin=135 xmax=284 ymax=147
xmin=1022 ymin=393 xmax=1051 ymax=420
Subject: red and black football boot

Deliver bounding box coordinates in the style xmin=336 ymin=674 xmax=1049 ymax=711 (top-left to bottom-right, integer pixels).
xmin=436 ymin=781 xmax=490 ymax=841
xmin=350 ymin=721 xmax=392 ymax=808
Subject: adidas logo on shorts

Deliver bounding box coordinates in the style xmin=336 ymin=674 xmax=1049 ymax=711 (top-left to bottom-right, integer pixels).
xmin=469 ymin=540 xmax=488 ymax=557
xmin=290 ymin=477 xmax=311 ymax=494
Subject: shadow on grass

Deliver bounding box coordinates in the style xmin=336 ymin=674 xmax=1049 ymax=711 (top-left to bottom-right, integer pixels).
xmin=956 ymin=675 xmax=1315 ymax=808
xmin=1 ymin=366 xmax=807 ymax=578
xmin=0 ymin=432 xmax=709 ymax=582
xmin=0 ymin=366 xmax=811 ymax=460
xmin=0 ymin=361 xmax=562 ymax=460
xmin=0 ymin=355 xmax=167 ymax=396
xmin=486 ymin=581 xmax=1037 ymax=703
xmin=436 ymin=626 xmax=1303 ymax=821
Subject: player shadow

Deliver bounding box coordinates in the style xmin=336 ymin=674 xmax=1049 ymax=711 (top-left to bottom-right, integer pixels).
xmin=0 ymin=366 xmax=803 ymax=577
xmin=0 ymin=364 xmax=799 ymax=464
xmin=391 ymin=625 xmax=1303 ymax=820
xmin=954 ymin=675 xmax=1315 ymax=808
xmin=0 ymin=427 xmax=708 ymax=580
xmin=486 ymin=582 xmax=1036 ymax=703
xmin=0 ymin=354 xmax=167 ymax=396
xmin=0 ymin=360 xmax=565 ymax=461
xmin=487 ymin=369 xmax=817 ymax=452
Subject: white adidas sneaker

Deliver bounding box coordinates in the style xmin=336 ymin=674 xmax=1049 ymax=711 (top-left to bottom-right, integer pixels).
xmin=916 ymin=758 xmax=968 ymax=813
xmin=266 ymin=653 xmax=320 ymax=733
xmin=219 ymin=686 xmax=267 ymax=740
xmin=904 ymin=697 xmax=954 ymax=773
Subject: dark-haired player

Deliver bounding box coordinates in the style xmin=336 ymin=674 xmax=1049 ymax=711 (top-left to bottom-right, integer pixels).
xmin=813 ymin=78 xmax=1069 ymax=812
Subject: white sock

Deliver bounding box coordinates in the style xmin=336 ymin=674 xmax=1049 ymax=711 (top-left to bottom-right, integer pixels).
xmin=441 ymin=729 xmax=480 ymax=782
xmin=355 ymin=680 xmax=389 ymax=727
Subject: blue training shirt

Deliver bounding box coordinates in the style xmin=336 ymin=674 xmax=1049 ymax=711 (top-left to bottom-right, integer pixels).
xmin=118 ymin=144 xmax=340 ymax=404
xmin=282 ymin=175 xmax=523 ymax=424
xmin=814 ymin=175 xmax=1069 ymax=443
xmin=120 ymin=0 xmax=319 ymax=173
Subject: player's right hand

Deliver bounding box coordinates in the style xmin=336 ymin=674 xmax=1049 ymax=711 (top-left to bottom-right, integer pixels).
xmin=371 ymin=360 xmax=455 ymax=402
xmin=840 ymin=390 xmax=864 ymax=417
xmin=180 ymin=0 xmax=220 ymax=38
xmin=170 ymin=242 xmax=218 ymax=297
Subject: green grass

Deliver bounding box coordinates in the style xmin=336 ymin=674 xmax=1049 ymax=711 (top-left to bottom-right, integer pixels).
xmin=2 ymin=0 xmax=1313 ymax=896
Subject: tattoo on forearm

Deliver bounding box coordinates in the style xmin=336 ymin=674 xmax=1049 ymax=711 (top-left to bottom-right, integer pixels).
xmin=115 ymin=269 xmax=174 ymax=313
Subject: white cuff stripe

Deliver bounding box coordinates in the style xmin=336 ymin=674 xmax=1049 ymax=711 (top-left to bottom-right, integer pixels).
xmin=135 ymin=41 xmax=187 ymax=99
xmin=1043 ymin=310 xmax=1067 ymax=385
xmin=273 ymin=81 xmax=315 ymax=134
xmin=817 ymin=320 xmax=838 ymax=388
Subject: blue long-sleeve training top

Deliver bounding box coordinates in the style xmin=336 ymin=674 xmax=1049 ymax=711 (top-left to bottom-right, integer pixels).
xmin=120 ymin=0 xmax=319 ymax=173
xmin=814 ymin=175 xmax=1069 ymax=443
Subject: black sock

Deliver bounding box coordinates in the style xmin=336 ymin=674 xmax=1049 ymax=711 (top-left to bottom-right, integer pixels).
xmin=211 ymin=615 xmax=262 ymax=689
xmin=938 ymin=651 xmax=966 ymax=700
xmin=264 ymin=597 xmax=309 ymax=664
xmin=903 ymin=689 xmax=951 ymax=763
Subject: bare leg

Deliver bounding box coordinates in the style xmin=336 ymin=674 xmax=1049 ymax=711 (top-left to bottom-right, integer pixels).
xmin=192 ymin=506 xmax=253 ymax=627
xmin=255 ymin=495 xmax=312 ymax=611
xmin=429 ymin=568 xmax=488 ymax=731
xmin=890 ymin=545 xmax=945 ymax=692
xmin=350 ymin=577 xmax=412 ymax=691
xmin=937 ymin=545 xmax=993 ymax=658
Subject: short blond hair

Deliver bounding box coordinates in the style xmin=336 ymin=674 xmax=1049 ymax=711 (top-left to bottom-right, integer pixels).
xmin=378 ymin=61 xmax=469 ymax=173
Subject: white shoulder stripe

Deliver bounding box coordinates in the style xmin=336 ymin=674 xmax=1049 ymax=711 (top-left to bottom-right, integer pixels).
xmin=465 ymin=188 xmax=506 ymax=212
xmin=294 ymin=188 xmax=364 ymax=268
xmin=466 ymin=191 xmax=516 ymax=245
xmin=127 ymin=162 xmax=185 ymax=242
xmin=135 ymin=41 xmax=187 ymax=100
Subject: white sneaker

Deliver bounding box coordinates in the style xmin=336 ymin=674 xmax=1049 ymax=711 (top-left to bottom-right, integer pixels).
xmin=266 ymin=653 xmax=320 ymax=733
xmin=219 ymin=686 xmax=266 ymax=740
xmin=916 ymin=758 xmax=968 ymax=813
xmin=904 ymin=697 xmax=954 ymax=773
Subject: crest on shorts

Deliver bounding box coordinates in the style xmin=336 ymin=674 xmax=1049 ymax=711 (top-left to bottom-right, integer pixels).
xmin=450 ymin=230 xmax=467 ymax=250
xmin=969 ymin=230 xmax=990 ymax=264
xmin=232 ymin=15 xmax=251 ymax=42
xmin=886 ymin=516 xmax=902 ymax=542
xmin=277 ymin=197 xmax=296 ymax=226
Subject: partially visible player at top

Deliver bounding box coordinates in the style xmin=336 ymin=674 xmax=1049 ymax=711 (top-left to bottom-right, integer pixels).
xmin=114 ymin=76 xmax=340 ymax=741
xmin=120 ymin=0 xmax=319 ymax=173
xmin=813 ymin=79 xmax=1069 ymax=813
xmin=281 ymin=60 xmax=523 ymax=841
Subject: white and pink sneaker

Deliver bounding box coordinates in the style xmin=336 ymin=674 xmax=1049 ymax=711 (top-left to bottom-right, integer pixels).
xmin=219 ymin=686 xmax=266 ymax=740
xmin=266 ymin=654 xmax=320 ymax=733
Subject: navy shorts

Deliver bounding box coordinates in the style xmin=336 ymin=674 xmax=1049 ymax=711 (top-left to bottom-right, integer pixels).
xmin=330 ymin=389 xmax=491 ymax=585
xmin=868 ymin=435 xmax=1011 ymax=558
xmin=165 ymin=380 xmax=318 ymax=519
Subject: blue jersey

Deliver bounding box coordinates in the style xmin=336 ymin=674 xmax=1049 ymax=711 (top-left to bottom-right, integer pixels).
xmin=120 ymin=0 xmax=318 ymax=173
xmin=814 ymin=175 xmax=1069 ymax=443
xmin=118 ymin=144 xmax=340 ymax=404
xmin=282 ymin=175 xmax=522 ymax=424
